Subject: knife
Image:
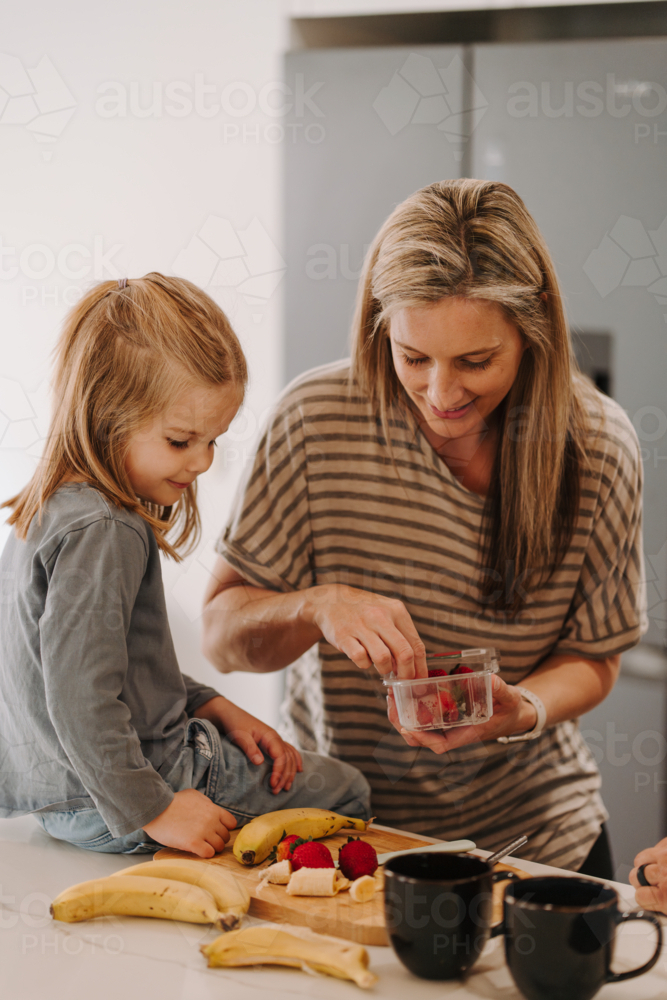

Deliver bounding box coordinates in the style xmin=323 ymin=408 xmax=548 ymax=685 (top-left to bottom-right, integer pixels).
xmin=377 ymin=839 xmax=476 ymax=865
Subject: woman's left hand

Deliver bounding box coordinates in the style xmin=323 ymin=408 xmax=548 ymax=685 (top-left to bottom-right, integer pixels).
xmin=194 ymin=696 xmax=303 ymax=792
xmin=629 ymin=839 xmax=667 ymax=913
xmin=387 ymin=675 xmax=533 ymax=753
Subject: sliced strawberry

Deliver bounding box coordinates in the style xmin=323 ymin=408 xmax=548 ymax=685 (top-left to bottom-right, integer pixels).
xmin=439 ymin=689 xmax=459 ymax=723
xmin=417 ymin=700 xmax=434 ymax=726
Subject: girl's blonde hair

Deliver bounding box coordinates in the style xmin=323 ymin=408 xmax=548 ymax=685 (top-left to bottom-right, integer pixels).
xmin=351 ymin=178 xmax=593 ymax=614
xmin=4 ymin=273 xmax=247 ymax=559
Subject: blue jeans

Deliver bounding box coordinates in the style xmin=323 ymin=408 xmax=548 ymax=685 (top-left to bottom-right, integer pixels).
xmin=35 ymin=718 xmax=371 ymax=854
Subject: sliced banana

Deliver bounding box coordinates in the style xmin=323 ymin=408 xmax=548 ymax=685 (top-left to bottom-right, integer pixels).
xmin=258 ymin=860 xmax=293 ymax=885
xmin=286 ymin=867 xmax=344 ymax=896
xmin=349 ymin=876 xmax=376 ymax=902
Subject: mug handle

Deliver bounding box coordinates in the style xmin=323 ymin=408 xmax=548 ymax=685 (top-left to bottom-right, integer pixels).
xmin=490 ymin=871 xmax=521 ymax=938
xmin=606 ymin=909 xmax=663 ymax=983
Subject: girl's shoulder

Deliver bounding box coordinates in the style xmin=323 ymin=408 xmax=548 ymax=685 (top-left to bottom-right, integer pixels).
xmin=28 ymin=483 xmax=152 ymax=563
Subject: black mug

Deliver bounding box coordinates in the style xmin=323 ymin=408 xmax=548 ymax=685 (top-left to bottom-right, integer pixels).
xmin=495 ymin=876 xmax=663 ymax=1000
xmin=383 ymin=852 xmax=519 ymax=979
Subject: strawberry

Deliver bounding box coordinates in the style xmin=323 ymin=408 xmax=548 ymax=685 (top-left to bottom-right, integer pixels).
xmin=276 ymin=834 xmax=303 ymax=863
xmin=428 ymin=668 xmax=448 ymax=677
xmin=450 ymin=664 xmax=475 ymax=715
xmin=439 ymin=689 xmax=459 ymax=723
xmin=338 ymin=837 xmax=378 ymax=881
xmin=417 ymin=700 xmax=434 ymax=726
xmin=290 ymin=841 xmax=335 ymax=871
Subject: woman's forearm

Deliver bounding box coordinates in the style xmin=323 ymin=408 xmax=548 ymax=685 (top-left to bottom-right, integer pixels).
xmin=202 ymin=580 xmax=323 ymax=673
xmin=201 ymin=570 xmax=429 ymax=679
xmin=519 ymin=652 xmax=621 ymax=728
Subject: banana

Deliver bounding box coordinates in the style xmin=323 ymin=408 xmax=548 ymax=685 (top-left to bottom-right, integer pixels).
xmin=233 ymin=808 xmax=367 ymax=866
xmin=201 ymin=923 xmax=378 ymax=989
xmin=286 ymin=867 xmax=344 ymax=896
xmin=109 ymin=859 xmax=250 ymax=930
xmin=258 ymin=859 xmax=292 ymax=885
xmin=336 ymin=873 xmax=351 ymax=891
xmin=50 ymin=875 xmax=227 ymax=929
xmin=349 ymin=876 xmax=376 ymax=903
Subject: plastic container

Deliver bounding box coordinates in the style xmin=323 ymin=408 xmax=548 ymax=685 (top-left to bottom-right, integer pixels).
xmin=384 ymin=648 xmax=500 ymax=731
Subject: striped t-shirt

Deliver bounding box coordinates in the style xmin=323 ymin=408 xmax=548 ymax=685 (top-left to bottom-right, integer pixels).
xmin=219 ymin=361 xmax=646 ymax=871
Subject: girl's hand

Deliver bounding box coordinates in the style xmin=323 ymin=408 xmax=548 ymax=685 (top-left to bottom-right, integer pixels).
xmin=308 ymin=584 xmax=428 ymax=679
xmin=387 ymin=676 xmax=533 ymax=754
xmin=630 ymin=838 xmax=667 ymax=913
xmin=143 ymin=788 xmax=237 ymax=858
xmin=194 ymin=697 xmax=303 ymax=793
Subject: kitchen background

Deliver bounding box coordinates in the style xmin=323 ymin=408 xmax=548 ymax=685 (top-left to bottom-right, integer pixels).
xmin=1 ymin=0 xmax=666 ymax=879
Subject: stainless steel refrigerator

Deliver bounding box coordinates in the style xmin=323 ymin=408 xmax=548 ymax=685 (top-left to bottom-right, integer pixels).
xmin=284 ymin=37 xmax=667 ymax=873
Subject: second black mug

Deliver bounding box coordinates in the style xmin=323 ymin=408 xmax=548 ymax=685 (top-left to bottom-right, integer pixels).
xmin=496 ymin=875 xmax=663 ymax=1000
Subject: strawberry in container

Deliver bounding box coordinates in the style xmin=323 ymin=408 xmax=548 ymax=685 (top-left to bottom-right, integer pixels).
xmin=384 ymin=648 xmax=500 ymax=732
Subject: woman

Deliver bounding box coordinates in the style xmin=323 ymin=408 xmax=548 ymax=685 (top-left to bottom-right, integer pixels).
xmin=202 ymin=179 xmax=645 ymax=876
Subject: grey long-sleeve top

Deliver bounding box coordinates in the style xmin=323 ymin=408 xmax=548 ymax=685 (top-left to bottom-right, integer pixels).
xmin=0 ymin=484 xmax=220 ymax=837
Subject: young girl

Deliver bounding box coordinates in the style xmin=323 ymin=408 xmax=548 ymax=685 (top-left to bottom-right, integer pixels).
xmin=0 ymin=274 xmax=370 ymax=858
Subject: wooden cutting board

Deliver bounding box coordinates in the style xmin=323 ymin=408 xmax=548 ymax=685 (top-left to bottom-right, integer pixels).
xmin=155 ymin=825 xmax=529 ymax=946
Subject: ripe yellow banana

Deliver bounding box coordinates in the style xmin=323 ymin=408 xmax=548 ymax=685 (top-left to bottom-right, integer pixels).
xmin=51 ymin=875 xmax=227 ymax=929
xmin=201 ymin=924 xmax=378 ymax=988
xmin=110 ymin=859 xmax=250 ymax=930
xmin=233 ymin=808 xmax=367 ymax=865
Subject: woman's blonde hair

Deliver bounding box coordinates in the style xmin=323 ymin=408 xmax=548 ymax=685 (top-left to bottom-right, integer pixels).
xmin=4 ymin=273 xmax=247 ymax=559
xmin=351 ymin=178 xmax=594 ymax=614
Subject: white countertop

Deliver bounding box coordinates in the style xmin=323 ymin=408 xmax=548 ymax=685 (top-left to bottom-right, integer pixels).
xmin=2 ymin=815 xmax=665 ymax=999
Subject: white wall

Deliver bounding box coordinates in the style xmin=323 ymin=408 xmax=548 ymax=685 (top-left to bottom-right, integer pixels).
xmin=0 ymin=0 xmax=295 ymax=726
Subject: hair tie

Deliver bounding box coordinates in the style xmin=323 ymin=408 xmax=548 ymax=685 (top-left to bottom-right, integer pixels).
xmin=118 ymin=278 xmax=128 ymax=289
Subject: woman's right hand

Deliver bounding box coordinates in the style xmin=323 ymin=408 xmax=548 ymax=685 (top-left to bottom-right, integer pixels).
xmin=143 ymin=788 xmax=237 ymax=858
xmin=306 ymin=584 xmax=428 ymax=679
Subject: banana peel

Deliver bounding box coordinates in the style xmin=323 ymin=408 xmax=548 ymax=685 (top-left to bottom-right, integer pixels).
xmin=201 ymin=923 xmax=378 ymax=988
